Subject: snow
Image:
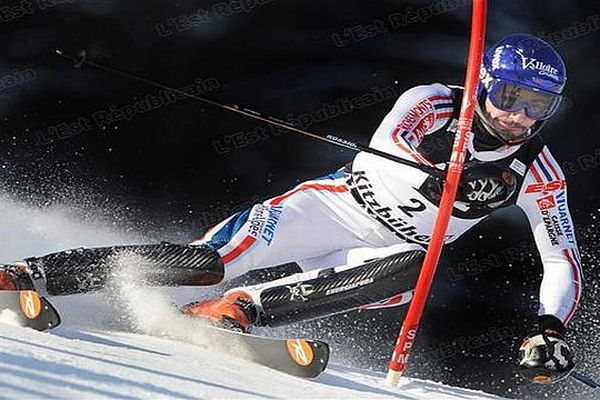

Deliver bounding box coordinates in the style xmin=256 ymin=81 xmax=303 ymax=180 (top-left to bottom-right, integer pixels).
xmin=0 ymin=281 xmax=507 ymax=400
xmin=0 ymin=308 xmax=505 ymax=399
xmin=0 ymin=196 xmax=507 ymax=399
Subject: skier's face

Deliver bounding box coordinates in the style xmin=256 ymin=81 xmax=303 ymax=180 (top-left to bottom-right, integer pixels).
xmin=484 ymin=98 xmax=537 ymax=140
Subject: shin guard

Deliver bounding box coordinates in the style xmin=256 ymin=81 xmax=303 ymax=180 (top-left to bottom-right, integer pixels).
xmin=249 ymin=250 xmax=425 ymax=327
xmin=23 ymin=243 xmax=224 ymax=296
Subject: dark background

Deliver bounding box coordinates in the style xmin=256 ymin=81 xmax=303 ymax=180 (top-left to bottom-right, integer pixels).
xmin=1 ymin=1 xmax=599 ymax=398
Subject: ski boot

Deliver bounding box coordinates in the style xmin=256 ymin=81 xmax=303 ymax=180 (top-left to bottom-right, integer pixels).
xmin=0 ymin=264 xmax=34 ymax=291
xmin=181 ymin=290 xmax=258 ymax=333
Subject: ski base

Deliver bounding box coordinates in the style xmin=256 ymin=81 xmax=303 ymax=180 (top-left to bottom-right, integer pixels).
xmin=0 ymin=290 xmax=61 ymax=331
xmin=193 ymin=324 xmax=329 ymax=379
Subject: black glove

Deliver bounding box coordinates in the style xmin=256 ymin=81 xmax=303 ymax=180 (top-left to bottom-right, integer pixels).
xmin=517 ymin=315 xmax=575 ymax=384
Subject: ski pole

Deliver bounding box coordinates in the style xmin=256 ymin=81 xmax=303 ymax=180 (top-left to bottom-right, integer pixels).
xmin=54 ymin=49 xmax=444 ymax=177
xmin=385 ymin=0 xmax=487 ymax=386
xmin=571 ymin=371 xmax=599 ymax=389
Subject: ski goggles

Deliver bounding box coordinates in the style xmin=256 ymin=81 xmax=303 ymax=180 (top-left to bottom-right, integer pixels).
xmin=486 ymin=79 xmax=562 ymax=120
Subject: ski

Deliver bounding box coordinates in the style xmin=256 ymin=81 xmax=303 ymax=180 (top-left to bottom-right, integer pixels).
xmin=192 ymin=325 xmax=329 ymax=379
xmin=0 ymin=290 xmax=61 ymax=331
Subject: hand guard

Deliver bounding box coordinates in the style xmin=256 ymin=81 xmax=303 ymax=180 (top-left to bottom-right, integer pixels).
xmin=517 ymin=316 xmax=575 ymax=384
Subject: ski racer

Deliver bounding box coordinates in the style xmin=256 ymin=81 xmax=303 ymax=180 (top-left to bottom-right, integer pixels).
xmin=0 ymin=34 xmax=582 ymax=384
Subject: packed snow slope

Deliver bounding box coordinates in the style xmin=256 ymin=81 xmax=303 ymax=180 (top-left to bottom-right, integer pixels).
xmin=0 ymin=262 xmax=510 ymax=400
xmin=0 ymin=293 xmax=505 ymax=400
xmin=0 ymin=195 xmax=507 ymax=399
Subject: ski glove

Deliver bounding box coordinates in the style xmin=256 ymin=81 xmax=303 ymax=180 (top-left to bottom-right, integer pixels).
xmin=517 ymin=315 xmax=575 ymax=384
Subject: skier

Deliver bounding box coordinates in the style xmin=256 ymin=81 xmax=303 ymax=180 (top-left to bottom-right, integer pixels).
xmin=182 ymin=33 xmax=582 ymax=384
xmin=0 ymin=34 xmax=581 ymax=384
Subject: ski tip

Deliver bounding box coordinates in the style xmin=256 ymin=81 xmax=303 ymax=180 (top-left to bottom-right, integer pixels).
xmin=0 ymin=291 xmax=61 ymax=331
xmin=285 ymin=339 xmax=330 ymax=378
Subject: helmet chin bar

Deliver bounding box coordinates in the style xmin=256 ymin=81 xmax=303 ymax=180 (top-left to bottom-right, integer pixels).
xmin=474 ymin=92 xmax=546 ymax=147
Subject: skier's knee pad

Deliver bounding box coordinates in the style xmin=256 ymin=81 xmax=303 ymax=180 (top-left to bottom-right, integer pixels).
xmin=254 ymin=250 xmax=425 ymax=327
